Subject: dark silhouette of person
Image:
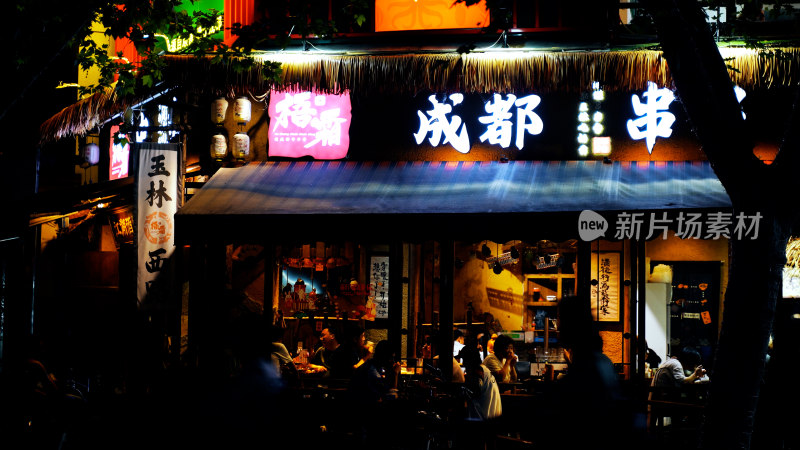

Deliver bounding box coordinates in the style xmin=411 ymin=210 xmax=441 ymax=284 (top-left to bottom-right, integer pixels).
xmin=347 ymin=340 xmax=401 ymax=449
xmin=538 ymin=295 xmax=640 ymax=450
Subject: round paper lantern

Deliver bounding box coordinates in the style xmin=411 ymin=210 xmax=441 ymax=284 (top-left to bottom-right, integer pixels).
xmin=210 ymin=133 xmax=227 ymax=160
xmin=234 ymin=96 xmax=252 ymax=123
xmin=211 ymin=97 xmax=228 ymax=124
xmin=83 ymin=143 xmax=100 ymax=166
xmin=232 ymin=132 xmax=250 ymax=160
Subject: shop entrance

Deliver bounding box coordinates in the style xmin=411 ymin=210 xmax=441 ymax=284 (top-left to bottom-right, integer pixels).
xmin=652 ymin=261 xmax=721 ymax=370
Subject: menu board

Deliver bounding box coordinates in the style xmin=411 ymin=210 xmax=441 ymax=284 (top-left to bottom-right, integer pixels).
xmin=590 ymin=252 xmax=621 ymax=322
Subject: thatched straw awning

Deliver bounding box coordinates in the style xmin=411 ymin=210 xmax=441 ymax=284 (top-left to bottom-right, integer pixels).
xmin=39 ymin=47 xmax=800 ymax=143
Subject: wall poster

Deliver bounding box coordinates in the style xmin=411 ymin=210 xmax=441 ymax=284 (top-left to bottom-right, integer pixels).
xmin=370 ymin=255 xmax=389 ymax=319
xmin=590 ymin=252 xmax=621 ymax=322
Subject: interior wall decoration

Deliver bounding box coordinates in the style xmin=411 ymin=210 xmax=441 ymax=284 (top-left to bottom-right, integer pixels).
xmin=590 ymin=251 xmax=621 ymax=322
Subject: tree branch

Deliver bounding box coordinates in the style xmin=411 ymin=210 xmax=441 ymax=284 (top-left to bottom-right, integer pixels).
xmin=641 ymin=0 xmax=765 ymax=204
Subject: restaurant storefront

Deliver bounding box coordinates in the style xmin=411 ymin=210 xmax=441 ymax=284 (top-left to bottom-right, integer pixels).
xmin=23 ymin=2 xmax=800 ymax=447
xmin=37 ymin=45 xmax=777 ymax=386
xmin=163 ymin=47 xmax=751 ymax=388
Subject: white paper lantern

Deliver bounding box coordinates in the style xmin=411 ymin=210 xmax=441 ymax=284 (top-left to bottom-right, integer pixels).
xmin=210 ymin=133 xmax=227 ymax=160
xmin=211 ymin=97 xmax=228 ymax=124
xmin=83 ymin=143 xmax=100 ymax=166
xmin=232 ymin=132 xmax=250 ymax=160
xmin=234 ymin=96 xmax=252 ymax=123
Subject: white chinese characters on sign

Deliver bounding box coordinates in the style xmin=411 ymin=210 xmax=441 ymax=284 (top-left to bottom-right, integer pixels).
xmin=626 ymin=81 xmax=676 ymax=153
xmin=479 ymin=93 xmax=543 ymax=150
xmin=414 ymin=94 xmax=470 ymax=153
xmin=414 ymin=93 xmax=543 ymax=153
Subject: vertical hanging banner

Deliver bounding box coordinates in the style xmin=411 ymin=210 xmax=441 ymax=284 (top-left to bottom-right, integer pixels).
xmin=590 ymin=252 xmax=621 ymax=322
xmin=370 ymin=256 xmax=390 ymax=319
xmin=137 ymin=144 xmax=180 ymax=305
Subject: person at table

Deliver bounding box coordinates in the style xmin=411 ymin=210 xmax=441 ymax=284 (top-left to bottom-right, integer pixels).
xmin=459 ymin=336 xmax=502 ymax=450
xmin=347 ymin=325 xmax=375 ymax=370
xmin=429 ymin=354 xmax=466 ymax=382
xmin=652 ymin=346 xmax=708 ymax=387
xmin=267 ymin=323 xmax=299 ymax=386
xmin=347 ymin=340 xmax=401 ymax=448
xmin=306 ymin=327 xmax=358 ymax=378
xmin=541 ymin=295 xmax=634 ymax=450
xmin=482 ymin=333 xmax=518 ymax=383
xmin=486 ymin=333 xmax=498 ymax=356
xmin=453 ymin=329 xmax=466 ymax=361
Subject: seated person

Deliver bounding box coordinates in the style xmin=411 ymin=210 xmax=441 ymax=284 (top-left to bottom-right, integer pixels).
xmin=459 ymin=339 xmax=502 ymax=450
xmin=482 ymin=334 xmax=518 ymax=383
xmin=486 ymin=333 xmax=498 ymax=355
xmin=649 ymin=347 xmax=708 ymax=432
xmin=348 ymin=340 xmax=401 ymax=407
xmin=430 ymin=354 xmax=466 ymax=382
xmin=652 ymin=346 xmax=708 ymax=387
xmin=453 ymin=329 xmax=466 ymax=361
xmin=307 ymin=327 xmax=358 ymax=379
xmin=462 ymin=341 xmax=502 ymax=421
xmin=347 ymin=340 xmax=401 ymax=447
xmin=350 ymin=326 xmax=375 ymax=370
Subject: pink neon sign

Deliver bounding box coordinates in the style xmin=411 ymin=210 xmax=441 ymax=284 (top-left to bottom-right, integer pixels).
xmin=109 ymin=125 xmax=130 ymax=180
xmin=268 ymin=90 xmax=351 ymax=159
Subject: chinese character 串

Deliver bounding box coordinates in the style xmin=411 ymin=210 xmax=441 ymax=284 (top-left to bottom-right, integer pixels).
xmin=414 ymin=94 xmax=470 ymax=153
xmin=626 ymin=82 xmax=676 ymax=153
xmin=478 ymin=94 xmax=543 ymax=150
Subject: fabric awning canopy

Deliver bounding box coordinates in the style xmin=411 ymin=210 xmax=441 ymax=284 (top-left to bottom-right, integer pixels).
xmin=175 ymin=160 xmax=731 ymax=242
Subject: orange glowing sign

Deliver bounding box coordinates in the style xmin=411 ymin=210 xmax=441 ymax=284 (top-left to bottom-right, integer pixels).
xmin=375 ymin=0 xmax=490 ymax=32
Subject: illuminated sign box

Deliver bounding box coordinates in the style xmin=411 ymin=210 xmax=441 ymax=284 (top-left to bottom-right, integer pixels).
xmin=109 ymin=125 xmax=130 ymax=180
xmin=375 ymin=0 xmax=490 ymax=32
xmin=268 ymin=90 xmax=351 ymax=159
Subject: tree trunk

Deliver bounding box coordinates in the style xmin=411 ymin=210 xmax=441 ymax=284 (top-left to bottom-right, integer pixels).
xmin=703 ymin=210 xmax=787 ymax=449
xmin=640 ymin=1 xmax=800 ymax=448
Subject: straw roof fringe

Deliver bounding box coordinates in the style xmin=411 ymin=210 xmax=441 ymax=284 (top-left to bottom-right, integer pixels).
xmin=39 ymin=88 xmax=129 ymax=144
xmin=39 ymin=48 xmax=800 ymax=143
